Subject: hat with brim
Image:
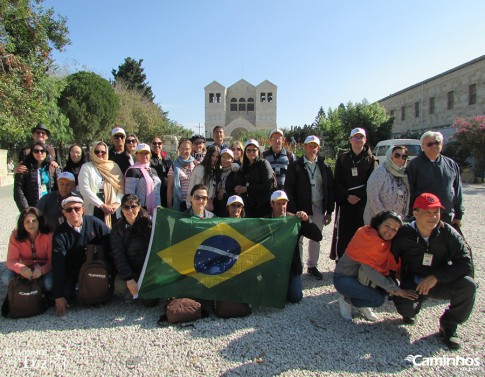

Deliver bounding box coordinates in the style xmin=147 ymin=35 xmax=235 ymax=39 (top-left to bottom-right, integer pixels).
xmin=57 ymin=172 xmax=75 ymax=182
xmin=226 ymin=195 xmax=244 ymax=207
xmin=31 ymin=123 xmax=51 ymax=137
xmin=61 ymin=196 xmax=84 ymax=208
xmin=190 ymin=135 xmax=206 ymax=144
xmin=135 ymin=143 xmax=151 ymax=154
xmin=271 ymin=190 xmax=289 ymax=202
xmin=269 ymin=128 xmax=284 ymax=138
xmin=350 ymin=128 xmax=366 ymax=138
xmin=220 ymin=148 xmax=234 ymax=158
xmin=111 ymin=127 xmax=126 ymax=136
xmin=304 ymin=135 xmax=320 ymax=146
xmin=413 ymin=193 xmax=444 ymax=210
xmin=244 ymin=139 xmax=260 ymax=149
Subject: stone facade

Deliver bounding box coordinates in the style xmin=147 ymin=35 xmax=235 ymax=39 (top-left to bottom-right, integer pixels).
xmin=205 ymin=79 xmax=277 ymax=139
xmin=378 ymin=55 xmax=485 ymax=139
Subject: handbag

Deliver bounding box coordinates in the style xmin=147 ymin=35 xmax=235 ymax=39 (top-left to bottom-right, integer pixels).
xmin=214 ymin=301 xmax=252 ymax=319
xmin=2 ymin=277 xmax=48 ymax=319
xmin=158 ymin=298 xmax=208 ymax=325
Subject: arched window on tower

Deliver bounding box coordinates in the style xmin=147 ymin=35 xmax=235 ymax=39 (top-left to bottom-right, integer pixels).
xmin=267 ymin=93 xmax=273 ymax=102
xmin=238 ymin=97 xmax=246 ymax=111
xmin=209 ymin=93 xmax=214 ymax=103
xmin=230 ymin=98 xmax=237 ymax=111
xmin=247 ymin=97 xmax=254 ymax=111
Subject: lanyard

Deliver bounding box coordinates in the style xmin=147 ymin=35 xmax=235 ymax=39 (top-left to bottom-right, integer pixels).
xmin=305 ymin=162 xmax=318 ymax=180
xmin=30 ymin=240 xmax=37 ymax=262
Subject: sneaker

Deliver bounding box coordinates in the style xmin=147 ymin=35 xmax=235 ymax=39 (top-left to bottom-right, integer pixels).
xmin=307 ymin=267 xmax=323 ymax=280
xmin=338 ymin=295 xmax=352 ymax=320
xmin=439 ymin=327 xmax=461 ymax=350
xmin=356 ymin=307 xmax=379 ymax=322
xmin=402 ymin=316 xmax=415 ymax=325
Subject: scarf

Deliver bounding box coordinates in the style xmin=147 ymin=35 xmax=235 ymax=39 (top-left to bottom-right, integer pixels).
xmin=125 ymin=162 xmax=155 ymax=214
xmin=345 ymin=226 xmax=399 ymax=276
xmin=89 ymin=141 xmax=122 ymax=227
xmin=172 ymin=155 xmax=195 ymax=209
xmin=383 ymin=146 xmax=410 ymax=212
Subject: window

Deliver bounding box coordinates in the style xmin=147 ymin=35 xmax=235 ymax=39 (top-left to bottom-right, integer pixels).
xmin=247 ymin=97 xmax=254 ymax=111
xmin=469 ymin=83 xmax=477 ymax=105
xmin=447 ymin=91 xmax=454 ymax=110
xmin=401 ymin=106 xmax=405 ymax=121
xmin=267 ymin=92 xmax=273 ymax=102
xmin=414 ymin=102 xmax=419 ymax=118
xmin=238 ymin=97 xmax=246 ymax=111
xmin=230 ymin=98 xmax=237 ymax=111
xmin=216 ymin=93 xmax=221 ymax=103
xmin=209 ymin=93 xmax=214 ymax=103
xmin=260 ymin=93 xmax=266 ymax=102
xmin=429 ymin=97 xmax=435 ymax=115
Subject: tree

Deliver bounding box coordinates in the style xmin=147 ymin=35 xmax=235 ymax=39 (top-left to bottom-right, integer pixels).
xmin=319 ymin=100 xmax=393 ymax=155
xmin=114 ymin=83 xmax=191 ymax=141
xmin=452 ymin=115 xmax=485 ymax=179
xmin=112 ymin=57 xmax=154 ymax=102
xmin=58 ymin=71 xmax=119 ymax=145
xmin=0 ymin=0 xmax=70 ymax=149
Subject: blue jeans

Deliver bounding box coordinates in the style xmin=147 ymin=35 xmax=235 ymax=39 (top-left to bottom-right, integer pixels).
xmin=2 ymin=269 xmax=53 ymax=292
xmin=333 ymin=272 xmax=386 ymax=308
xmin=287 ymin=273 xmax=303 ymax=303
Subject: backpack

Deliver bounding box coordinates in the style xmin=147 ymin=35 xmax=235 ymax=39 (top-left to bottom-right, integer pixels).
xmin=2 ymin=277 xmax=48 ymax=319
xmin=77 ymin=244 xmax=113 ymax=306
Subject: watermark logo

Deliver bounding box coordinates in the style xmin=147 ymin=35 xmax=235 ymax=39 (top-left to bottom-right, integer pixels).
xmin=4 ymin=347 xmax=66 ymax=371
xmin=405 ymin=354 xmax=480 ymax=368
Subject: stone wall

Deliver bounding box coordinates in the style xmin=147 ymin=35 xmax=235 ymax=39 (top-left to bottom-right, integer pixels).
xmin=0 ymin=149 xmax=14 ymax=186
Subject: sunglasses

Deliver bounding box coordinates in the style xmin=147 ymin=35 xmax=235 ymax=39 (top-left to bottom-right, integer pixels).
xmin=94 ymin=150 xmax=106 ymax=156
xmin=393 ymin=152 xmax=408 ymax=160
xmin=63 ymin=206 xmax=82 ymax=213
xmin=152 ymin=142 xmax=163 ymax=146
xmin=246 ymin=148 xmax=258 ymax=153
xmin=122 ymin=204 xmax=139 ymax=211
xmin=33 ymin=149 xmax=46 ymax=154
xmin=193 ymin=195 xmax=208 ymax=201
xmin=113 ymin=134 xmax=125 ymax=139
xmin=126 ymin=139 xmax=137 ymax=144
xmin=426 ymin=141 xmax=441 ymax=147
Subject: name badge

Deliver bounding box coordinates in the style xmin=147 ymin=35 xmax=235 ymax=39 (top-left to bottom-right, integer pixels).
xmin=246 ymin=182 xmax=249 ymax=187
xmin=398 ymin=189 xmax=404 ymax=196
xmin=422 ymin=253 xmax=433 ymax=266
xmin=351 ymin=167 xmax=358 ymax=177
xmin=310 ymin=178 xmax=316 ymax=187
xmin=40 ymin=184 xmax=48 ymax=195
xmin=58 ymin=216 xmax=65 ymax=225
xmin=275 ymin=167 xmax=281 ymax=175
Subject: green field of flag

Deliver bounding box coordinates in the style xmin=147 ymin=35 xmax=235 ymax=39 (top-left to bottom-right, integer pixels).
xmin=138 ymin=207 xmax=301 ymax=308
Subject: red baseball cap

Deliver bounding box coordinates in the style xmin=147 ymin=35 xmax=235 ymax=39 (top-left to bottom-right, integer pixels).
xmin=413 ymin=193 xmax=444 ymax=210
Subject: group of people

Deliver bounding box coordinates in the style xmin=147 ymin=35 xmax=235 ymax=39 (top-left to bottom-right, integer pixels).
xmin=4 ymin=123 xmax=475 ymax=350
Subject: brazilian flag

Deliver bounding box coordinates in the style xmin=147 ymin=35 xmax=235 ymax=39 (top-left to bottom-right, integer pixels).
xmin=138 ymin=207 xmax=301 ymax=308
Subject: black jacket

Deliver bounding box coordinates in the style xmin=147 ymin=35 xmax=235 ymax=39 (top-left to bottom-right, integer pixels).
xmin=52 ymin=215 xmax=111 ymax=298
xmin=284 ymin=155 xmax=334 ymax=216
xmin=14 ymin=162 xmax=54 ymax=211
xmin=150 ymin=154 xmax=172 ymax=207
xmin=109 ymin=148 xmax=132 ymax=174
xmin=110 ymin=214 xmax=152 ymax=281
xmin=391 ymin=222 xmax=472 ymax=284
xmin=239 ymin=158 xmax=274 ymax=216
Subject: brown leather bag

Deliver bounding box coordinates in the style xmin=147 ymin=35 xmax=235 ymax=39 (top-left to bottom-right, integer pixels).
xmin=214 ymin=301 xmax=252 ymax=319
xmin=165 ymin=298 xmax=203 ymax=324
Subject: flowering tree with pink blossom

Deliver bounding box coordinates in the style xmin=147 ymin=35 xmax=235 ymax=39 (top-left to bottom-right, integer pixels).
xmin=452 ymin=116 xmax=485 ymax=180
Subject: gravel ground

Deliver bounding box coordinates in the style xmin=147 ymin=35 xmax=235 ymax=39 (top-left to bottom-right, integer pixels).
xmin=0 ymin=183 xmax=483 ymax=377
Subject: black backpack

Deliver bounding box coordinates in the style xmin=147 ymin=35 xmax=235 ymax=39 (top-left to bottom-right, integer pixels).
xmin=2 ymin=277 xmax=48 ymax=319
xmin=77 ymin=245 xmax=113 ymax=306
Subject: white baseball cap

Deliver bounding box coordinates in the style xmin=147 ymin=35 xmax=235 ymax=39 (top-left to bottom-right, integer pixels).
xmin=244 ymin=139 xmax=260 ymax=149
xmin=226 ymin=195 xmax=244 ymax=206
xmin=270 ymin=190 xmax=289 ymax=202
xmin=350 ymin=128 xmax=366 ymax=138
xmin=220 ymin=148 xmax=234 ymax=158
xmin=304 ymin=135 xmax=320 ymax=146
xmin=57 ymin=171 xmax=75 ymax=182
xmin=269 ymin=128 xmax=284 ymax=138
xmin=135 ymin=143 xmax=151 ymax=154
xmin=111 ymin=127 xmax=126 ymax=136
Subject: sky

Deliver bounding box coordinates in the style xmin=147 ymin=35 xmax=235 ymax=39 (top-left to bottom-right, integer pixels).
xmin=44 ymin=0 xmax=485 ymax=134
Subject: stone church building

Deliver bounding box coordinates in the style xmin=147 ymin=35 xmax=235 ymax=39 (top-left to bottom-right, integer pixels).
xmin=204 ymin=79 xmax=277 ymax=138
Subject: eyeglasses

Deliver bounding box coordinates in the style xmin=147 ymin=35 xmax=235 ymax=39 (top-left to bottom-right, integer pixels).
xmin=113 ymin=134 xmax=125 ymax=139
xmin=152 ymin=142 xmax=163 ymax=146
xmin=426 ymin=141 xmax=441 ymax=147
xmin=63 ymin=206 xmax=82 ymax=213
xmin=246 ymin=148 xmax=258 ymax=153
xmin=94 ymin=150 xmax=106 ymax=156
xmin=122 ymin=204 xmax=139 ymax=211
xmin=393 ymin=152 xmax=408 ymax=160
xmin=126 ymin=139 xmax=137 ymax=144
xmin=193 ymin=195 xmax=208 ymax=201
xmin=33 ymin=149 xmax=46 ymax=154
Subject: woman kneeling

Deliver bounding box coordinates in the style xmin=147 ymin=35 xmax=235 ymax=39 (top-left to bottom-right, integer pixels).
xmin=333 ymin=211 xmax=418 ymax=321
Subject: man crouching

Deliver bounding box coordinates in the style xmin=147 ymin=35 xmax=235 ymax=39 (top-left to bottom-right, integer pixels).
xmin=391 ymin=193 xmax=476 ymax=350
